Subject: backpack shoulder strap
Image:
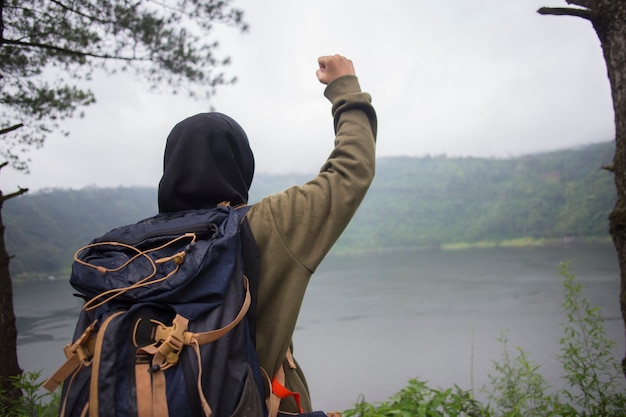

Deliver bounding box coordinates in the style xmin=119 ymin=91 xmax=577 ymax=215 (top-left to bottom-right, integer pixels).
xmin=236 ymin=204 xmax=261 ymax=344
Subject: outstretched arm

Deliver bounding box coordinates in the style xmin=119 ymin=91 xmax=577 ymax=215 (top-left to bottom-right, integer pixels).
xmin=250 ymin=54 xmax=377 ymax=272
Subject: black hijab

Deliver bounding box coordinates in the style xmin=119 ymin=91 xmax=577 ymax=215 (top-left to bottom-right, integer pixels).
xmin=158 ymin=113 xmax=255 ymax=213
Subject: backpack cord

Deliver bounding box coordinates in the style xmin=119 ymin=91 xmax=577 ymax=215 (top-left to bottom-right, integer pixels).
xmin=75 ymin=233 xmax=198 ymax=311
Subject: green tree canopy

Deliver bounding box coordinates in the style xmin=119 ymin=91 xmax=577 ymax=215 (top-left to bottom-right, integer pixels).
xmin=0 ymin=0 xmax=247 ymax=170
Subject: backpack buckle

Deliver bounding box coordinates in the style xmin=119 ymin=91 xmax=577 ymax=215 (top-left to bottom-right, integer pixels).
xmin=154 ymin=315 xmax=189 ymax=369
xmin=66 ymin=320 xmax=97 ymax=363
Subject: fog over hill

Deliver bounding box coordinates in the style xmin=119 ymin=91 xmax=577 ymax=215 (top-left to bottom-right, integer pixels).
xmin=4 ymin=141 xmax=615 ymax=278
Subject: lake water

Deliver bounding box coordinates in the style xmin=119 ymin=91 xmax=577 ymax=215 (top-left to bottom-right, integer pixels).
xmin=14 ymin=243 xmax=625 ymax=412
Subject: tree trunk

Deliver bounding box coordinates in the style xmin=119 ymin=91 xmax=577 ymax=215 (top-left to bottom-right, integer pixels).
xmin=0 ymin=0 xmax=22 ymax=404
xmin=599 ymin=2 xmax=626 ymax=377
xmin=0 ymin=185 xmax=25 ymax=408
xmin=539 ymin=0 xmax=626 ymax=376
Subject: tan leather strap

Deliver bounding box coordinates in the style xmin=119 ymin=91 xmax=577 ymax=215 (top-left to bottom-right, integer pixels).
xmin=90 ymin=311 xmax=125 ymax=417
xmin=135 ymin=359 xmax=152 ymax=417
xmin=43 ymin=349 xmax=82 ymax=392
xmin=44 ymin=321 xmax=98 ymax=392
xmin=189 ymin=275 xmax=251 ymax=345
xmin=190 ymin=341 xmax=213 ymax=417
xmin=152 ymin=370 xmax=169 ymax=417
xmin=135 ymin=344 xmax=170 ymax=417
xmin=58 ymin=362 xmax=85 ymax=416
xmin=143 ymin=276 xmax=250 ymax=356
xmin=259 ymin=367 xmax=274 ymax=417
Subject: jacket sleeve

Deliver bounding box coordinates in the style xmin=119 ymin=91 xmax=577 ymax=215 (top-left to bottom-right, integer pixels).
xmin=249 ymin=74 xmax=377 ymax=273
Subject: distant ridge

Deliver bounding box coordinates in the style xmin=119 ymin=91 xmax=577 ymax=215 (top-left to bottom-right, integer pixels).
xmin=4 ymin=141 xmax=615 ymax=278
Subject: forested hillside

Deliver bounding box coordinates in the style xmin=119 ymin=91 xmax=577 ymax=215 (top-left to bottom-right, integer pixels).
xmin=5 ymin=187 xmax=158 ymax=278
xmin=4 ymin=141 xmax=615 ymax=278
xmin=335 ymin=141 xmax=615 ymax=252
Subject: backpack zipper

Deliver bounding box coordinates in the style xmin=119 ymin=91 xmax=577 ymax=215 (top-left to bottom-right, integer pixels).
xmin=105 ymin=222 xmax=219 ymax=246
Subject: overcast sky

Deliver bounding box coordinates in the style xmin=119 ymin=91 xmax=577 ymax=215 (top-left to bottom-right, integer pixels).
xmin=2 ymin=0 xmax=615 ymax=191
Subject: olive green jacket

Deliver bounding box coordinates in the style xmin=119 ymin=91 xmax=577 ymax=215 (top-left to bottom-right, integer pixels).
xmin=246 ymin=75 xmax=377 ymax=413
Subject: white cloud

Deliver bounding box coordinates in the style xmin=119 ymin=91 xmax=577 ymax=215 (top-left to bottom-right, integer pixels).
xmin=1 ymin=0 xmax=615 ymax=191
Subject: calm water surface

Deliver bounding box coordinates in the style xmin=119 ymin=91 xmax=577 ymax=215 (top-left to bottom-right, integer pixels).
xmin=14 ymin=244 xmax=624 ymax=411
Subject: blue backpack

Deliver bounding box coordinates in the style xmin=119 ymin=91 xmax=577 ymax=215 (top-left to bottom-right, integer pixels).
xmin=44 ymin=205 xmax=267 ymax=417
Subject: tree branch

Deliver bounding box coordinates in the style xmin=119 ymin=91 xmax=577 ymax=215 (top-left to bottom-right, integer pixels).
xmin=0 ymin=187 xmax=28 ymax=204
xmin=0 ymin=124 xmax=23 ymax=136
xmin=566 ymin=0 xmax=593 ymax=8
xmin=0 ymin=162 xmax=29 ymax=203
xmin=48 ymin=0 xmax=115 ymax=25
xmin=3 ymin=39 xmax=148 ymax=62
xmin=537 ymin=6 xmax=594 ymax=21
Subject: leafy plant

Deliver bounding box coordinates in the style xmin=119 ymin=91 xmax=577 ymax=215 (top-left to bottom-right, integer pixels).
xmin=344 ymin=379 xmax=487 ymax=417
xmin=557 ymin=262 xmax=626 ymax=416
xmin=484 ymin=333 xmax=558 ymax=417
xmin=0 ymin=371 xmax=60 ymax=416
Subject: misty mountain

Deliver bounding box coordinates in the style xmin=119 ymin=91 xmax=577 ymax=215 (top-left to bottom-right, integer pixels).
xmin=4 ymin=141 xmax=615 ymax=278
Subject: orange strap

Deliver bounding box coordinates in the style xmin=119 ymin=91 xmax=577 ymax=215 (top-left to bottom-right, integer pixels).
xmin=271 ymin=375 xmax=304 ymax=414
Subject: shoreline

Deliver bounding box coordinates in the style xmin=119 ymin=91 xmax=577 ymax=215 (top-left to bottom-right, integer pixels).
xmin=12 ymin=236 xmax=613 ymax=282
xmin=330 ymin=235 xmax=613 ymax=256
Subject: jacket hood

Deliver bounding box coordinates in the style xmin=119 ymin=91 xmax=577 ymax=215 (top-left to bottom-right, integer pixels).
xmin=158 ymin=112 xmax=254 ymax=213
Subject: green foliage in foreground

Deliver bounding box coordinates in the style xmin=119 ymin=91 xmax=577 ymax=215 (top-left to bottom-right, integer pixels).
xmin=347 ymin=381 xmax=485 ymax=417
xmin=2 ymin=265 xmax=624 ymax=416
xmin=345 ymin=264 xmax=626 ymax=417
xmin=0 ymin=372 xmax=59 ymax=417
